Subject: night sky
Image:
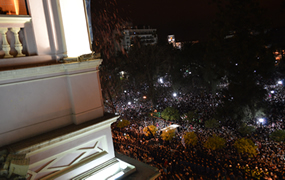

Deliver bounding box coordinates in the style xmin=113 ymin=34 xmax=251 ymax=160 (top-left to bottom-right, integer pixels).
xmin=117 ymin=0 xmax=285 ymax=42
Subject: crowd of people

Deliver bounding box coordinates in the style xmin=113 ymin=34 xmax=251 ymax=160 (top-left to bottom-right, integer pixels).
xmin=106 ymin=80 xmax=285 ymax=180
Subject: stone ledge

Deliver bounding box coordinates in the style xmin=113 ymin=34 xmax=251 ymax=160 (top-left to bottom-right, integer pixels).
xmin=0 ymin=59 xmax=102 ymax=84
xmin=4 ymin=114 xmax=118 ymax=155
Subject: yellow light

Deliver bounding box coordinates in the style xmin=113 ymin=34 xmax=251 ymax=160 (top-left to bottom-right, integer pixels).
xmin=14 ymin=0 xmax=19 ymax=15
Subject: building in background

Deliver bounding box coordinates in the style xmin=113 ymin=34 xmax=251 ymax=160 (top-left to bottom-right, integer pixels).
xmin=168 ymin=35 xmax=182 ymax=49
xmin=0 ymin=0 xmax=160 ymax=179
xmin=168 ymin=35 xmax=175 ymax=46
xmin=115 ymin=24 xmax=158 ymax=52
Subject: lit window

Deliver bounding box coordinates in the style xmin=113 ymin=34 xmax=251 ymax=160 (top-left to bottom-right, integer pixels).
xmin=0 ymin=0 xmax=29 ymax=15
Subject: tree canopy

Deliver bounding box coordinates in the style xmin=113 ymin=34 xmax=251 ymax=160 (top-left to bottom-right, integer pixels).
xmin=234 ymin=138 xmax=257 ymax=157
xmin=207 ymin=0 xmax=275 ymax=126
xmin=160 ymin=127 xmax=176 ymax=141
xmin=161 ymin=107 xmax=180 ymax=121
xmin=204 ymin=134 xmax=226 ymax=150
xmin=143 ymin=125 xmax=158 ymax=137
xmin=183 ymin=132 xmax=198 ymax=147
xmin=117 ymin=119 xmax=130 ymax=129
xmin=270 ymin=130 xmax=285 ymax=142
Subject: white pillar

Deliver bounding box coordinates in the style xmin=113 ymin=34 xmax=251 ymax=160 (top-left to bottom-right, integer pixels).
xmin=0 ymin=28 xmax=13 ymax=58
xmin=11 ymin=27 xmax=25 ymax=57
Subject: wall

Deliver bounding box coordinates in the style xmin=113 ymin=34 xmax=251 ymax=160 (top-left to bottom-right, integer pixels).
xmin=0 ymin=60 xmax=104 ymax=147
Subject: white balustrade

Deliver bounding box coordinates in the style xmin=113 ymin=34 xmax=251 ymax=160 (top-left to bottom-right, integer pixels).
xmin=0 ymin=15 xmax=31 ymax=59
xmin=11 ymin=27 xmax=25 ymax=57
xmin=0 ymin=27 xmax=13 ymax=58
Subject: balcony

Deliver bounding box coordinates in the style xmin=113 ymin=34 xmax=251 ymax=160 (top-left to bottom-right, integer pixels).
xmin=0 ymin=15 xmax=31 ymax=59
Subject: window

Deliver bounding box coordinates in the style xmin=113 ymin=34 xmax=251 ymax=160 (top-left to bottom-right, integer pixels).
xmin=0 ymin=0 xmax=29 ymax=15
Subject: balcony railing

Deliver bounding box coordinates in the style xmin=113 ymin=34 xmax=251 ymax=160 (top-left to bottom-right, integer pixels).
xmin=0 ymin=15 xmax=31 ymax=59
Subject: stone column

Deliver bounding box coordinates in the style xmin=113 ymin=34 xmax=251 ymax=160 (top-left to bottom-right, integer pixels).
xmin=11 ymin=27 xmax=25 ymax=57
xmin=0 ymin=28 xmax=13 ymax=58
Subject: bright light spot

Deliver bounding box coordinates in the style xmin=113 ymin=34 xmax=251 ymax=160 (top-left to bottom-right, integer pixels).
xmin=231 ymin=97 xmax=234 ymax=99
xmin=128 ymin=102 xmax=131 ymax=105
xmin=124 ymin=90 xmax=127 ymax=93
xmin=159 ymin=78 xmax=163 ymax=83
xmin=278 ymin=80 xmax=283 ymax=85
xmin=143 ymin=96 xmax=147 ymax=99
xmin=120 ymin=163 xmax=128 ymax=170
xmin=59 ymin=0 xmax=92 ymax=57
xmin=271 ymin=90 xmax=274 ymax=94
xmin=173 ymin=93 xmax=177 ymax=97
xmin=14 ymin=0 xmax=19 ymax=15
xmin=258 ymin=118 xmax=264 ymax=123
xmin=235 ymin=63 xmax=238 ymax=66
xmin=189 ymin=72 xmax=191 ymax=74
xmin=254 ymin=70 xmax=256 ymax=73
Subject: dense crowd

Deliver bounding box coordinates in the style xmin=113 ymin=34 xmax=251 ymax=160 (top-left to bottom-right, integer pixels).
xmin=106 ymin=80 xmax=285 ymax=179
xmin=112 ymin=123 xmax=285 ymax=179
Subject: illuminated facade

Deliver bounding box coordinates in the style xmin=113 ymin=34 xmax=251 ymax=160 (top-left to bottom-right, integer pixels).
xmin=119 ymin=27 xmax=158 ymax=51
xmin=168 ymin=35 xmax=175 ymax=46
xmin=0 ymin=0 xmax=142 ymax=179
xmin=168 ymin=35 xmax=182 ymax=49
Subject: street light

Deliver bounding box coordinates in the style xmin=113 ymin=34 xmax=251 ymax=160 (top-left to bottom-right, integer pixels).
xmin=258 ymin=118 xmax=266 ymax=126
xmin=173 ymin=93 xmax=177 ymax=97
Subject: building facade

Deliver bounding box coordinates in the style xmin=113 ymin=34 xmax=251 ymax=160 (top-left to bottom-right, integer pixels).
xmin=0 ymin=0 xmax=146 ymax=179
xmin=119 ymin=27 xmax=158 ymax=51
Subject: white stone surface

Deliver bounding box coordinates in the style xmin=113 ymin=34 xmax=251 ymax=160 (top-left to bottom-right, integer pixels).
xmin=0 ymin=60 xmax=103 ymax=147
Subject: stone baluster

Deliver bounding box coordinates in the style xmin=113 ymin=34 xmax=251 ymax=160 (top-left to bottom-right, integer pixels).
xmin=11 ymin=27 xmax=25 ymax=57
xmin=0 ymin=28 xmax=13 ymax=58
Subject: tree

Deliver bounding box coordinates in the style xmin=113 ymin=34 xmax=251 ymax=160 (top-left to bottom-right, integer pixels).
xmin=90 ymin=0 xmax=126 ymax=57
xmin=116 ymin=119 xmax=130 ymax=129
xmin=160 ymin=127 xmax=176 ymax=141
xmin=122 ymin=42 xmax=174 ymax=106
xmin=204 ymin=134 xmax=226 ymax=150
xmin=270 ymin=130 xmax=285 ymax=142
xmin=90 ymin=0 xmax=128 ymax=113
xmin=183 ymin=111 xmax=199 ymax=124
xmin=208 ymin=0 xmax=275 ymax=126
xmin=234 ymin=138 xmax=257 ymax=157
xmin=161 ymin=107 xmax=180 ymax=121
xmin=143 ymin=125 xmax=158 ymax=137
xmin=171 ymin=41 xmax=223 ymax=94
xmin=99 ymin=53 xmax=128 ymax=113
xmin=205 ymin=118 xmax=220 ymax=129
xmin=238 ymin=123 xmax=256 ymax=137
xmin=183 ymin=132 xmax=198 ymax=146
